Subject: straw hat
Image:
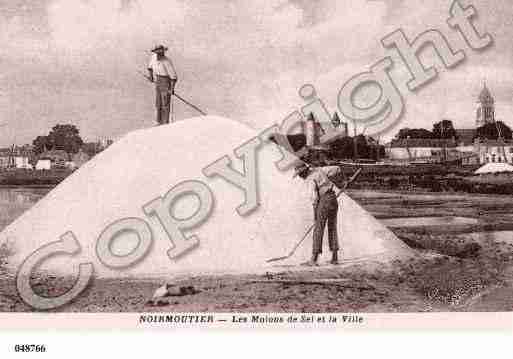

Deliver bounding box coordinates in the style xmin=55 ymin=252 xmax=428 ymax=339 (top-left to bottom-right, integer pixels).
xmin=151 ymin=44 xmax=168 ymax=53
xmin=293 ymin=163 xmax=311 ymax=179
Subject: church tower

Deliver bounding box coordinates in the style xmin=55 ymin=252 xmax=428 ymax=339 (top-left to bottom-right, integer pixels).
xmin=476 ymin=82 xmax=495 ymax=127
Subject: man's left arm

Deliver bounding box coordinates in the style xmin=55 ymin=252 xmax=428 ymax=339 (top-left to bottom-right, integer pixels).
xmin=165 ymin=57 xmax=178 ymax=80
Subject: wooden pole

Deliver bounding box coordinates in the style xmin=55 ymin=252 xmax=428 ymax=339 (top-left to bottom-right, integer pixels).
xmin=170 ymin=95 xmax=174 ymax=123
xmin=174 ymin=93 xmax=207 ymax=116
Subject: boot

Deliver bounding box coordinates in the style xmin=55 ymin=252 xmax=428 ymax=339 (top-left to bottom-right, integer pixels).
xmin=330 ymin=251 xmax=339 ymax=265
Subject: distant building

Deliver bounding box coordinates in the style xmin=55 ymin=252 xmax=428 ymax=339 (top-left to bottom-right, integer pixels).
xmin=38 ymin=150 xmax=69 ymax=169
xmin=476 ymin=83 xmax=495 ymax=127
xmin=470 ymin=84 xmax=513 ymax=164
xmin=32 ymin=139 xmax=107 ymax=170
xmin=386 ymin=138 xmax=457 ymax=162
xmin=0 ymin=145 xmax=33 ymax=170
xmin=460 ymin=152 xmax=480 ymax=165
xmin=35 ymin=159 xmax=52 ymax=170
xmin=450 ymin=84 xmax=495 ymax=152
xmin=331 ymin=113 xmax=348 ymax=137
xmin=304 ymin=112 xmax=348 ymax=148
xmin=387 ymin=83 xmax=512 ymax=165
xmin=475 ymin=139 xmax=513 ymax=164
xmin=0 ymin=148 xmax=13 ymax=169
xmin=14 ymin=156 xmax=31 ymax=169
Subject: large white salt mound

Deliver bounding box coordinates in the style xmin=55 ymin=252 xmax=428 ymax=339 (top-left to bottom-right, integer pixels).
xmin=1 ymin=116 xmax=411 ymax=278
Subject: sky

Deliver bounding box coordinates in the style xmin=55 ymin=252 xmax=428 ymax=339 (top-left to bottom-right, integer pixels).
xmin=0 ymin=0 xmax=512 ymax=146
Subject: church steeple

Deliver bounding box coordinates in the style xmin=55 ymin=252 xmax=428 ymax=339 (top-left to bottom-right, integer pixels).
xmin=476 ymin=81 xmax=495 ymax=127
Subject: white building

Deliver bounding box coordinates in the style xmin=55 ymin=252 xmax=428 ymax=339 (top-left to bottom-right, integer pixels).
xmin=386 ymin=139 xmax=457 ymax=162
xmin=387 ymin=84 xmax=512 ymax=166
xmin=0 ymin=146 xmax=33 ymax=170
xmin=14 ymin=156 xmax=32 ymax=169
xmin=472 ymin=85 xmax=513 ymax=164
xmin=35 ymin=159 xmax=52 ymax=170
xmin=475 ymin=140 xmax=513 ymax=164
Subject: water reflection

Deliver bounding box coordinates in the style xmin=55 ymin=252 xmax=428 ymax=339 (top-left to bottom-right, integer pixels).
xmin=381 ymin=216 xmax=478 ymax=228
xmin=0 ymin=187 xmax=50 ymax=231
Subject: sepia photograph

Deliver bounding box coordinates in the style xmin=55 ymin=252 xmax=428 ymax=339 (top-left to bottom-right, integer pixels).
xmin=0 ymin=0 xmax=512 ymax=339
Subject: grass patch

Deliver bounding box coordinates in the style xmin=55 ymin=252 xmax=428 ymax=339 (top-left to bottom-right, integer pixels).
xmin=414 ymin=259 xmax=499 ymax=306
xmin=393 ymin=230 xmax=513 ymax=307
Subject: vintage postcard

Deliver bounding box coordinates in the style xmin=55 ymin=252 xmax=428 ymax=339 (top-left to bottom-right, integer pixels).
xmin=0 ymin=0 xmax=513 ymax=336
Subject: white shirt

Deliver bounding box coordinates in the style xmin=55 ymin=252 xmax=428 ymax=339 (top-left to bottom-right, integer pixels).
xmin=148 ymin=54 xmax=178 ymax=79
xmin=307 ymin=166 xmax=341 ymax=204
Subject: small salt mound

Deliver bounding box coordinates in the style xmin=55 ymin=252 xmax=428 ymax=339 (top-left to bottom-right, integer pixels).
xmin=0 ymin=116 xmax=411 ymax=278
xmin=474 ymin=162 xmax=513 ymax=174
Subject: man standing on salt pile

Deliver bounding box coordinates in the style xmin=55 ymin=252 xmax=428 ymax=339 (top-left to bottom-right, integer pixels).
xmin=295 ymin=164 xmax=343 ymax=266
xmin=147 ymin=45 xmax=178 ymax=125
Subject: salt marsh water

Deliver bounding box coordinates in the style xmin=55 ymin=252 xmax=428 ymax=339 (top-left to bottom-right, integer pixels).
xmin=0 ymin=187 xmax=50 ymax=231
xmin=381 ymin=216 xmax=479 ymax=228
xmin=1 ymin=187 xmax=513 ymax=312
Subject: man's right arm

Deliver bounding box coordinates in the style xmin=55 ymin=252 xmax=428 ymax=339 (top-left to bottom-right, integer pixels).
xmin=309 ymin=178 xmax=320 ymax=220
xmin=309 ymin=177 xmax=319 ymax=205
xmin=147 ymin=56 xmax=155 ymax=82
xmin=147 ymin=68 xmax=154 ymax=82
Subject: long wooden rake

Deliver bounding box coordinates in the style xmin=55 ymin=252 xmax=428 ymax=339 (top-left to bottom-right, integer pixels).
xmin=266 ymin=168 xmax=362 ymax=263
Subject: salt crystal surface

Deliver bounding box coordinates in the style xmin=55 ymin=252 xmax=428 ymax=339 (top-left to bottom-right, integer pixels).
xmin=0 ymin=116 xmax=411 ymax=278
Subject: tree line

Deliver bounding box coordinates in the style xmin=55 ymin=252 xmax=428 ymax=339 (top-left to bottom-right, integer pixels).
xmin=271 ymin=117 xmax=513 ymax=163
xmin=32 ymin=124 xmax=84 ymax=156
xmin=272 ymin=133 xmax=385 ymax=161
xmin=395 ymin=119 xmax=512 ymax=141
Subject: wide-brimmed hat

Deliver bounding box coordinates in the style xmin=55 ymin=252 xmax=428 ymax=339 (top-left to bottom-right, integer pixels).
xmin=151 ymin=45 xmax=168 ymax=53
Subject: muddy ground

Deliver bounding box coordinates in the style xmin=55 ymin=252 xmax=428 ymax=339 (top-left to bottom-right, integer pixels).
xmin=1 ymin=237 xmax=512 ymax=312
xmin=1 ymin=189 xmax=513 ymax=312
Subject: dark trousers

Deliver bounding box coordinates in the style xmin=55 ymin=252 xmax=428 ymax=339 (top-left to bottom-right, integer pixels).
xmin=312 ymin=191 xmax=339 ymax=256
xmin=155 ymin=76 xmax=177 ymax=125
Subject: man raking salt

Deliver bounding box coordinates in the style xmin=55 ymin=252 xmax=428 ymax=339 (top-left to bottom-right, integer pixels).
xmin=295 ymin=164 xmax=345 ymax=266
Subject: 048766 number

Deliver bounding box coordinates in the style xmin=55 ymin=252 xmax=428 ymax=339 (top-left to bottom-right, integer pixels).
xmin=14 ymin=345 xmax=47 ymax=353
